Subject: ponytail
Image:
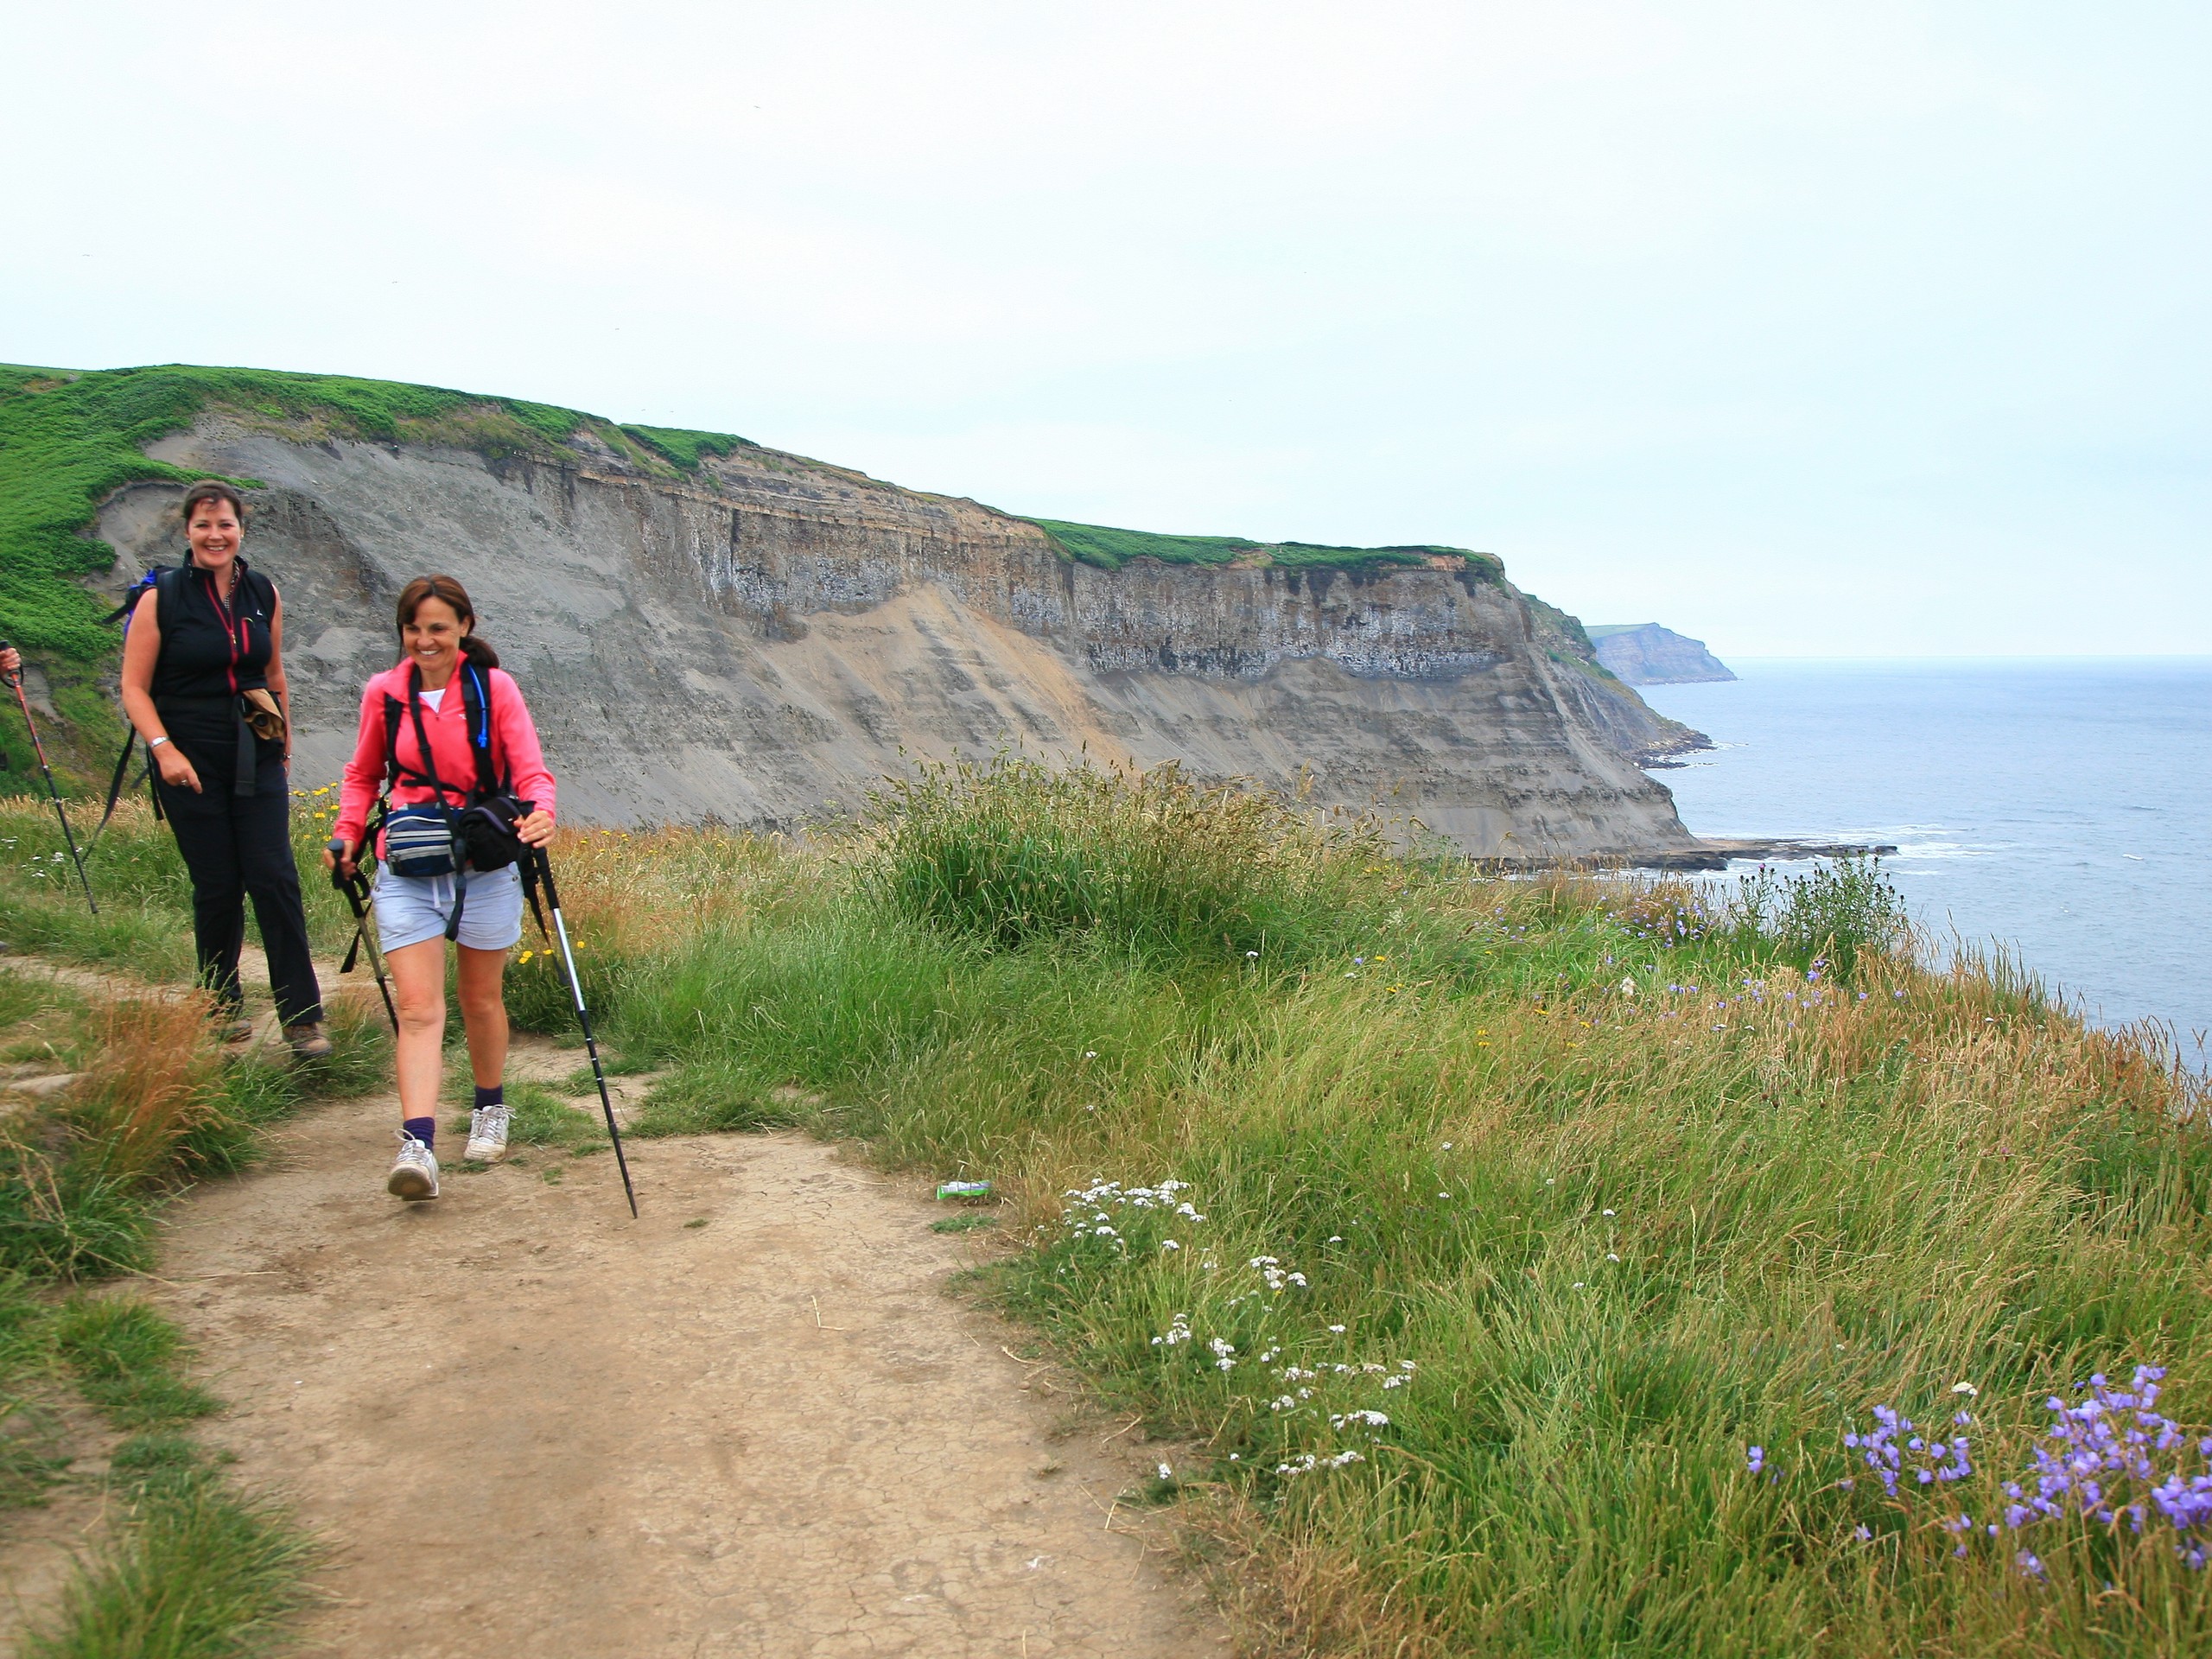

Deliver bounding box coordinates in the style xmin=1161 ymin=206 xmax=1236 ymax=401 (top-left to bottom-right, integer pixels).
xmin=395 ymin=575 xmax=499 ymax=670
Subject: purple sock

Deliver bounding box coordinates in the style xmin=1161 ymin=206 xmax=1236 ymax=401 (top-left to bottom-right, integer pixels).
xmin=403 ymin=1116 xmax=435 ymax=1149
xmin=473 ymin=1084 xmax=504 ymax=1110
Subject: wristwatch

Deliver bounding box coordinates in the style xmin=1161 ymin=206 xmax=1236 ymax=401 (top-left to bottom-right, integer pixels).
xmin=148 ymin=735 xmax=169 ymax=749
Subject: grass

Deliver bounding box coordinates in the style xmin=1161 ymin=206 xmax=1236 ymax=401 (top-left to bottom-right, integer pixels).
xmin=448 ymin=755 xmax=2209 ymax=1657
xmin=1023 ymin=515 xmax=1505 ymax=576
xmin=22 ymin=1450 xmax=315 ymax=1659
xmin=930 ymin=1212 xmax=999 ymax=1235
xmin=0 ymin=793 xmax=379 ymax=1658
xmin=53 ymin=1296 xmax=220 ymax=1430
xmin=6 ymin=760 xmax=2209 ymax=1654
xmin=0 ymin=1277 xmax=310 ymax=1659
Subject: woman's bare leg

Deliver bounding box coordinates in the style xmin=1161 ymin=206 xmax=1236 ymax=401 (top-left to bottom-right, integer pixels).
xmin=386 ymin=937 xmax=447 ymax=1125
xmin=454 ymin=944 xmax=509 ymax=1089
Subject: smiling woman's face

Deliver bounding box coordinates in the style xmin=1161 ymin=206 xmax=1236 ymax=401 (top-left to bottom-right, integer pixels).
xmin=186 ymin=499 xmax=242 ymax=568
xmin=401 ymin=595 xmax=469 ymax=683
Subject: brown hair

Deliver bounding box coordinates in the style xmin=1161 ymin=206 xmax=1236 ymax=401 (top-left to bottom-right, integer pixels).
xmin=395 ymin=575 xmax=500 ymax=670
xmin=179 ymin=480 xmax=246 ymax=524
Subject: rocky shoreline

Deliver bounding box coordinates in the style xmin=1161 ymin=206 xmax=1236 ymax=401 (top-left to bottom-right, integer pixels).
xmin=1478 ymin=836 xmax=1897 ymax=874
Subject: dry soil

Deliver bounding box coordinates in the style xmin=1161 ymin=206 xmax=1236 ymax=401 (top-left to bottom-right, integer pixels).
xmin=3 ymin=987 xmax=1223 ymax=1657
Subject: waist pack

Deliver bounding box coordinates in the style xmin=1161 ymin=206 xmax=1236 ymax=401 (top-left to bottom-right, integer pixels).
xmin=383 ymin=803 xmax=460 ymax=878
xmin=239 ymin=688 xmax=287 ymax=745
xmin=454 ymin=791 xmax=531 ymax=873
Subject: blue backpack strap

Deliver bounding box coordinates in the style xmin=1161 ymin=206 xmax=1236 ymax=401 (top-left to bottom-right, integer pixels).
xmin=460 ymin=664 xmax=505 ymax=798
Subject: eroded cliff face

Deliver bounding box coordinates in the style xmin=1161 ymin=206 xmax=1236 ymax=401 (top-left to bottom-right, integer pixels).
xmin=92 ymin=418 xmax=1697 ymax=857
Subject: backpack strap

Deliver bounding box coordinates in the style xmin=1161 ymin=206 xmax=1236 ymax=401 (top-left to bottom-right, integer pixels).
xmin=153 ymin=567 xmax=183 ymax=634
xmin=459 ymin=664 xmax=505 ymax=799
xmin=91 ymin=569 xmax=185 ymax=849
xmin=89 ymin=730 xmax=141 ymax=851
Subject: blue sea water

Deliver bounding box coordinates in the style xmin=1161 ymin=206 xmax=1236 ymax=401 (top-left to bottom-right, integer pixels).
xmin=1635 ymin=659 xmax=2212 ymax=1052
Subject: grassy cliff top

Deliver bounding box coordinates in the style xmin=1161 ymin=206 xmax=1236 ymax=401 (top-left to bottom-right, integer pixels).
xmin=0 ymin=362 xmax=753 ymax=660
xmin=2 ymin=360 xmax=1503 ymax=665
xmin=1024 ymin=515 xmax=1503 ymax=577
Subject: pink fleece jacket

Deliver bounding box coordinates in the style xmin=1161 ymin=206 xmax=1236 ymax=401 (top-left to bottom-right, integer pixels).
xmin=334 ymin=663 xmax=556 ymax=853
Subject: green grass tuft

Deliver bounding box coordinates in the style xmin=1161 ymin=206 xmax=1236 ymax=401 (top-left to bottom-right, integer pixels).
xmin=1023 ymin=515 xmax=1501 ymax=575
xmin=22 ymin=1457 xmax=315 ymax=1659
xmin=54 ymin=1298 xmax=219 ymax=1430
xmin=929 ymin=1213 xmax=999 ymax=1235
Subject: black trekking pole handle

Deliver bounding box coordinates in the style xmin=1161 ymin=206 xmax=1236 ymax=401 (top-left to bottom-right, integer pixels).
xmin=327 ymin=838 xmax=399 ymax=1033
xmin=533 ymin=845 xmax=638 ymax=1217
xmin=1 ymin=642 xmax=99 ymax=916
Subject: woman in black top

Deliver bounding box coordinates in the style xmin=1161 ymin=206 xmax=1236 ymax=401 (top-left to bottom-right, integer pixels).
xmin=118 ymin=481 xmax=327 ymax=1057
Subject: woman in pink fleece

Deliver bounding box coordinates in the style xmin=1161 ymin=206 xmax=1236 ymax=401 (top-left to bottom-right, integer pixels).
xmin=328 ymin=575 xmax=556 ymax=1201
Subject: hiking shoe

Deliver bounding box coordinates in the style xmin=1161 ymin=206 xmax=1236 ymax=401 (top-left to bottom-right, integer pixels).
xmin=283 ymin=1022 xmax=333 ymax=1061
xmin=219 ymin=1014 xmax=256 ymax=1044
xmin=386 ymin=1134 xmax=440 ymax=1201
xmin=465 ymin=1104 xmax=512 ymax=1161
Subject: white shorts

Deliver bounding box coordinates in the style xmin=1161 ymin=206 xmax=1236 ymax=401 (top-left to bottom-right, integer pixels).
xmin=372 ymin=864 xmax=524 ymax=954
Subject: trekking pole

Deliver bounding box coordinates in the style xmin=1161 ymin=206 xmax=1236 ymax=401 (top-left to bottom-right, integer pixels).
xmin=327 ymin=841 xmax=399 ymax=1033
xmin=531 ymin=844 xmax=637 ymax=1217
xmin=0 ymin=645 xmax=98 ymax=915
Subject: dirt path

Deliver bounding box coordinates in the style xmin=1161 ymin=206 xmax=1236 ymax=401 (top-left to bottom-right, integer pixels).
xmin=139 ymin=1042 xmax=1220 ymax=1657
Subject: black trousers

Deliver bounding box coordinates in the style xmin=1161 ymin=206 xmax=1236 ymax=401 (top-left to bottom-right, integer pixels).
xmin=154 ymin=769 xmax=325 ymax=1028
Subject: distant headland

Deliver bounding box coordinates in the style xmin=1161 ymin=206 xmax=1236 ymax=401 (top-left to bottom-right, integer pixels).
xmin=1588 ymin=623 xmax=1736 ymax=684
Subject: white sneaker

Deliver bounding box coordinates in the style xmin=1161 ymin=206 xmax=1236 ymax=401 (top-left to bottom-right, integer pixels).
xmin=465 ymin=1104 xmax=512 ymax=1161
xmin=386 ymin=1134 xmax=440 ymax=1201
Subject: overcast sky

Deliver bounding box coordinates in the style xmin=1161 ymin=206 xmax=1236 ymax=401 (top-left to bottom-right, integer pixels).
xmin=9 ymin=2 xmax=2205 ymax=655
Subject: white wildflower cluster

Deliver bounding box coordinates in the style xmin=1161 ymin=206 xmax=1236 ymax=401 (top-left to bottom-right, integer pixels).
xmin=1150 ymin=1313 xmax=1192 ymax=1348
xmin=1249 ymin=1256 xmax=1309 ymax=1293
xmin=1209 ymin=1337 xmax=1237 ymax=1372
xmin=1331 ymin=1410 xmax=1391 ymax=1430
xmin=1276 ymin=1450 xmax=1367 ymax=1477
xmin=1058 ymin=1179 xmax=1208 ymax=1260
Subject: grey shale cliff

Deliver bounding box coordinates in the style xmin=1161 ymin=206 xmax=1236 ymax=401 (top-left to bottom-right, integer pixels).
xmin=92 ymin=416 xmax=1701 ymax=859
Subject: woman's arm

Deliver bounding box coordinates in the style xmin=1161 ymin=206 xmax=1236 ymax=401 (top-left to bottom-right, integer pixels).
xmin=119 ymin=588 xmax=201 ymax=794
xmin=266 ymin=587 xmax=292 ymax=766
xmin=491 ymin=670 xmax=557 ymax=844
xmin=328 ymin=681 xmax=394 ymax=877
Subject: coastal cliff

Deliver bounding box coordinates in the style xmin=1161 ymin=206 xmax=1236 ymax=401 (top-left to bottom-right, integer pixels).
xmin=6 ymin=364 xmax=1703 ymax=859
xmin=1588 ymin=623 xmax=1736 ymax=685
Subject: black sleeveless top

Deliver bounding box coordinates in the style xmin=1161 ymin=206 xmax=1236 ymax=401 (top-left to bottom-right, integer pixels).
xmin=152 ymin=559 xmax=276 ymax=700
xmin=149 ymin=558 xmax=283 ymax=796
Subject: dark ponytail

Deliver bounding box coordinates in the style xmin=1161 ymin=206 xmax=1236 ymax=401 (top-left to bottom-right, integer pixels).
xmin=395 ymin=575 xmax=500 ymax=670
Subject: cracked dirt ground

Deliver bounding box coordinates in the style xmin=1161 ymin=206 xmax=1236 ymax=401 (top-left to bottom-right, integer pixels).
xmin=91 ymin=1033 xmax=1221 ymax=1656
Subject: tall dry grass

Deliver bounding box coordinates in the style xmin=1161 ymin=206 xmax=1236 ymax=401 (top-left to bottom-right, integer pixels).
xmin=70 ymin=997 xmax=227 ymax=1185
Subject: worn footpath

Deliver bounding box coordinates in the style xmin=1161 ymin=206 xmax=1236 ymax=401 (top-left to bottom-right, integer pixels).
xmin=4 ymin=957 xmax=1222 ymax=1656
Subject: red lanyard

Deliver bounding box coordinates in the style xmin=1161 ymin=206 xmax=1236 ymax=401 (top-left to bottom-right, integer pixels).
xmin=200 ymin=566 xmax=250 ymax=694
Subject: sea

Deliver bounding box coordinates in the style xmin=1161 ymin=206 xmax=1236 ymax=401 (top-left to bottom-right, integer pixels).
xmin=1634 ymin=658 xmax=2212 ymax=1056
